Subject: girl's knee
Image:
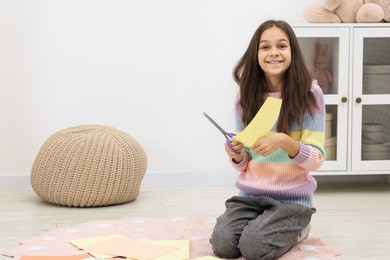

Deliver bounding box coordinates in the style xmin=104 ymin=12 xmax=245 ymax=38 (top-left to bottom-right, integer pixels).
xmin=210 ymin=229 xmax=241 ymax=259
xmin=238 ymin=233 xmax=271 ymax=260
xmin=238 ymin=230 xmax=286 ymax=260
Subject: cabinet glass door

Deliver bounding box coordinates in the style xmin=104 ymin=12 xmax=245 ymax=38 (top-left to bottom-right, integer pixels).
xmin=352 ymin=27 xmax=390 ymax=171
xmin=293 ymin=26 xmax=349 ymax=171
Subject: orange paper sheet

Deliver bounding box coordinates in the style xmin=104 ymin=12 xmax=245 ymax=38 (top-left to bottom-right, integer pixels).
xmin=82 ymin=237 xmax=180 ymax=259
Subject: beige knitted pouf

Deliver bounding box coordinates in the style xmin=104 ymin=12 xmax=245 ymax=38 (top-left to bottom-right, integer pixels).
xmin=31 ymin=125 xmax=147 ymax=207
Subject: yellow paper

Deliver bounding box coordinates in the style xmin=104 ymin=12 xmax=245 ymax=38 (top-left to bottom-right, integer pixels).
xmin=69 ymin=234 xmax=128 ymax=259
xmin=70 ymin=236 xmax=187 ymax=260
xmin=146 ymin=240 xmax=189 ymax=260
xmin=233 ymin=97 xmax=282 ymax=147
xmin=81 ymin=237 xmax=180 ymax=260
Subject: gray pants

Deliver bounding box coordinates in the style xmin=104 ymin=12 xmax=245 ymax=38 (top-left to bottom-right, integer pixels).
xmin=210 ymin=196 xmax=316 ymax=260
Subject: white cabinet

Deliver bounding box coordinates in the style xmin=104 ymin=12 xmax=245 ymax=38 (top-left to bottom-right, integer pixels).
xmin=352 ymin=27 xmax=390 ymax=172
xmin=292 ymin=24 xmax=390 ymax=175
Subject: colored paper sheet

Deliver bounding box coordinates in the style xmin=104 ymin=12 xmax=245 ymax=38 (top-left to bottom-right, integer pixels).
xmin=146 ymin=240 xmax=189 ymax=260
xmin=69 ymin=236 xmax=187 ymax=260
xmin=69 ymin=234 xmax=128 ymax=259
xmin=81 ymin=237 xmax=180 ymax=259
xmin=21 ymin=254 xmax=97 ymax=260
xmin=233 ymin=97 xmax=282 ymax=147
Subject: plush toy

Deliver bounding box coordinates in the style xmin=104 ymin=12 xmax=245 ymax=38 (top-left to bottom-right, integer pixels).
xmin=382 ymin=0 xmax=390 ymax=21
xmin=303 ymin=0 xmax=385 ymax=23
xmin=311 ymin=42 xmax=333 ymax=94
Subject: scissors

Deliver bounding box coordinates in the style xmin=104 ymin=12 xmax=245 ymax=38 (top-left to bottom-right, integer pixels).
xmin=203 ymin=112 xmax=240 ymax=155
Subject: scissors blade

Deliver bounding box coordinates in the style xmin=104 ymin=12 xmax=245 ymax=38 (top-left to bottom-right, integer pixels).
xmin=203 ymin=112 xmax=231 ymax=139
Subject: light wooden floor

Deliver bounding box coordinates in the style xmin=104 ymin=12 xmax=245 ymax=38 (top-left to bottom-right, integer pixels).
xmin=1 ymin=183 xmax=390 ymax=260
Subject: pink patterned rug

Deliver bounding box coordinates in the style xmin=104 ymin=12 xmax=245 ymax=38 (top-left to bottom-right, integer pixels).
xmin=3 ymin=215 xmax=341 ymax=259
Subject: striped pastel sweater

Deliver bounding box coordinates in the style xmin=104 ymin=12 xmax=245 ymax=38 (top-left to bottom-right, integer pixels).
xmin=232 ymin=83 xmax=326 ymax=208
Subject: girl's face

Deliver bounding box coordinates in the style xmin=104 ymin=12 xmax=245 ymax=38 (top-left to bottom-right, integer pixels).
xmin=258 ymin=26 xmax=291 ymax=80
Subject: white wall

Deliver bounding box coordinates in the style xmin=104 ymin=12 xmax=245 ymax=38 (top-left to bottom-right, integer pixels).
xmin=0 ymin=0 xmax=322 ymax=185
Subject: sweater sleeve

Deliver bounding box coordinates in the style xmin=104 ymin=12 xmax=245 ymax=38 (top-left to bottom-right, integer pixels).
xmin=230 ymin=150 xmax=250 ymax=171
xmin=229 ymin=94 xmax=250 ymax=171
xmin=292 ymin=83 xmax=326 ymax=171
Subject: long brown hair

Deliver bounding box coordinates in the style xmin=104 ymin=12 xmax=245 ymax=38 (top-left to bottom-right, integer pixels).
xmin=233 ymin=20 xmax=317 ymax=135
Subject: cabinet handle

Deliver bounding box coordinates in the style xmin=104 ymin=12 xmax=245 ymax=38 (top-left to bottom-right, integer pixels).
xmin=356 ymin=97 xmax=362 ymax=103
xmin=341 ymin=97 xmax=348 ymax=103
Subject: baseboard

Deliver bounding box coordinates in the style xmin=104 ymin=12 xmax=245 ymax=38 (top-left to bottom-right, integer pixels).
xmin=0 ymin=172 xmax=238 ymax=189
xmin=0 ymin=172 xmax=388 ymax=189
xmin=314 ymin=174 xmax=388 ymax=184
xmin=0 ymin=174 xmax=32 ymax=188
xmin=141 ymin=171 xmax=238 ymax=187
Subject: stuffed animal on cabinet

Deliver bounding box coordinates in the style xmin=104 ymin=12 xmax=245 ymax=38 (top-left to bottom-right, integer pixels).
xmin=382 ymin=0 xmax=390 ymax=21
xmin=303 ymin=0 xmax=386 ymax=23
xmin=311 ymin=42 xmax=333 ymax=94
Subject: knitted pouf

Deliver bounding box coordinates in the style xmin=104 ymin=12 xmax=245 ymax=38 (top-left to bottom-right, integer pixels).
xmin=31 ymin=125 xmax=147 ymax=207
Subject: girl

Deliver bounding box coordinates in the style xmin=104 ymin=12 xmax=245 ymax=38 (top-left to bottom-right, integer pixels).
xmin=210 ymin=20 xmax=326 ymax=260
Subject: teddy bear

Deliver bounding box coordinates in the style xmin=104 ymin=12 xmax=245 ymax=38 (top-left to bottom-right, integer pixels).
xmin=311 ymin=42 xmax=333 ymax=94
xmin=381 ymin=0 xmax=390 ymax=21
xmin=303 ymin=0 xmax=385 ymax=23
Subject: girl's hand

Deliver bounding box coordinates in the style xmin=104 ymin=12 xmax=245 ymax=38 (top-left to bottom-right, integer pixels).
xmin=251 ymin=133 xmax=299 ymax=157
xmin=225 ymin=141 xmax=244 ymax=163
